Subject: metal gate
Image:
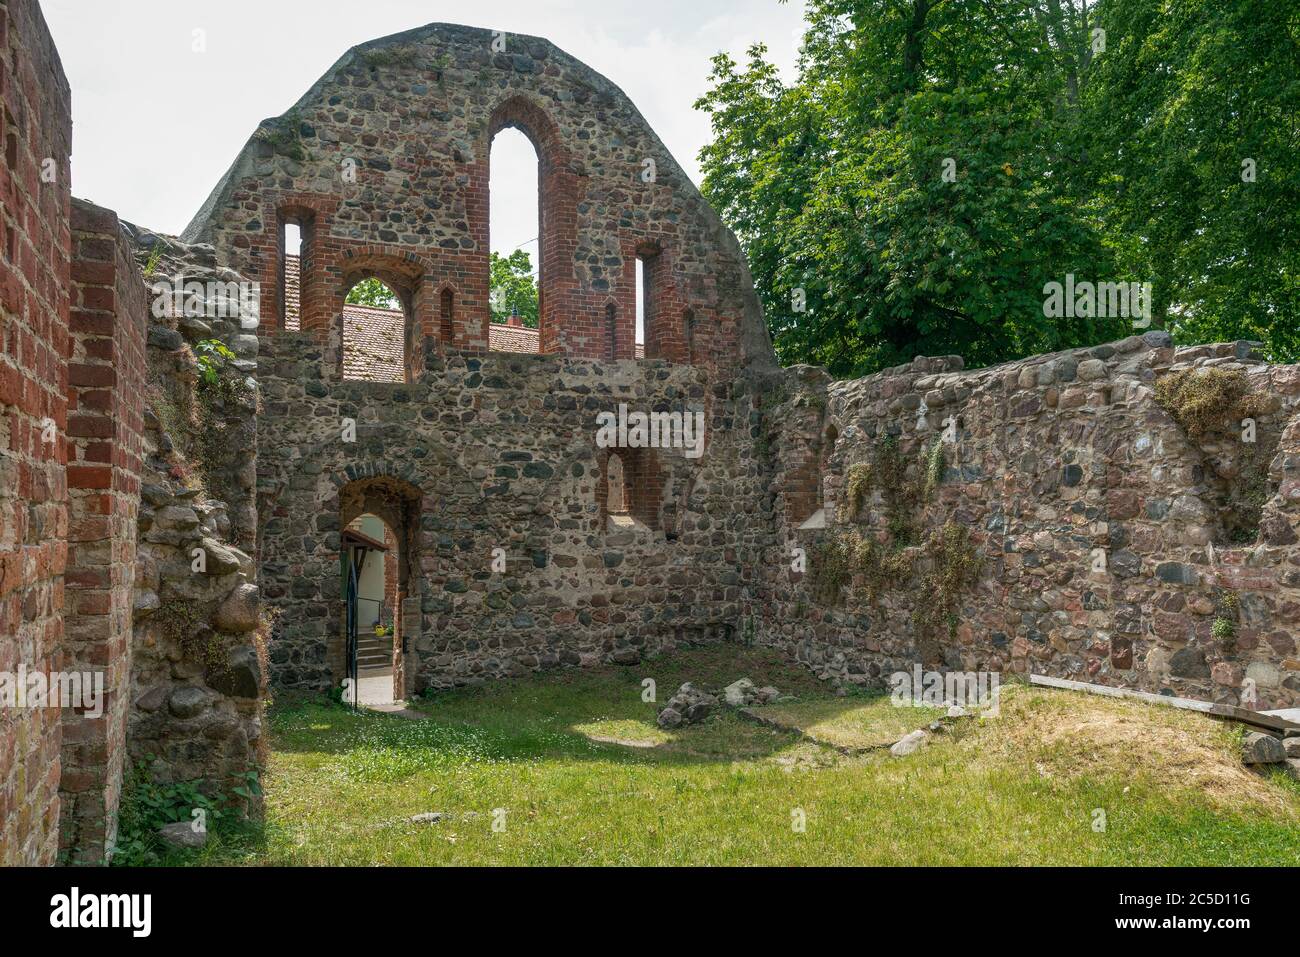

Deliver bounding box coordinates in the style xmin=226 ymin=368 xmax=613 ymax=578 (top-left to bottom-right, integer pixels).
xmin=342 ymin=548 xmax=370 ymax=709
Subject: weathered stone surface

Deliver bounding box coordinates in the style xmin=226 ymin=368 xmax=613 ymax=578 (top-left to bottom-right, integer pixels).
xmin=206 ymin=646 xmax=262 ymax=700
xmin=213 ymin=583 xmax=260 ymax=633
xmin=158 ymin=821 xmax=208 ymax=850
xmin=890 ymin=730 xmax=929 ymax=757
xmin=1242 ymin=731 xmax=1285 ymax=764
xmin=723 ymin=678 xmax=758 ymax=707
xmin=167 ymin=687 xmax=210 ymax=719
xmin=657 ymin=683 xmax=717 ymax=728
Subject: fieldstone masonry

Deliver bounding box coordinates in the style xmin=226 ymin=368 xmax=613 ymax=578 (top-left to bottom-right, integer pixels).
xmin=762 ymin=333 xmax=1300 ymax=710
xmin=2 ymin=8 xmax=1300 ymax=865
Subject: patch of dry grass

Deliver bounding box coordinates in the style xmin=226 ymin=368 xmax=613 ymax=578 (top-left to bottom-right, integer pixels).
xmin=974 ymin=683 xmax=1299 ymax=817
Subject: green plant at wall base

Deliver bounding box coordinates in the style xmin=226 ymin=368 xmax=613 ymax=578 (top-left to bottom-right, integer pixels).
xmin=112 ymin=761 xmax=260 ymax=866
xmin=112 ymin=765 xmax=221 ymax=866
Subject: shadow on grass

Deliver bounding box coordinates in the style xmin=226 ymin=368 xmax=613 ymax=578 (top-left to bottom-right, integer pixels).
xmin=265 ymin=643 xmax=911 ymax=770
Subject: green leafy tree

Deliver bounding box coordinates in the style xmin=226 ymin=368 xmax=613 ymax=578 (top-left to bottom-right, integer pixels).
xmin=490 ymin=250 xmax=539 ymax=327
xmin=697 ymin=0 xmax=1296 ymax=375
xmin=345 ymin=278 xmax=399 ymax=310
xmin=1079 ymin=0 xmax=1300 ymax=360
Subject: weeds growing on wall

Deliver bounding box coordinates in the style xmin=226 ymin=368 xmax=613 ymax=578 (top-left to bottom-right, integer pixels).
xmin=156 ymin=599 xmax=232 ymax=672
xmin=254 ymin=109 xmax=310 ymax=162
xmin=911 ymin=521 xmax=983 ymax=656
xmin=839 ymin=434 xmax=946 ymax=543
xmin=1153 ymin=369 xmax=1266 ymax=439
xmin=149 ymin=338 xmax=253 ymax=497
xmin=842 ymin=463 xmax=872 ymax=520
xmin=360 ymin=44 xmax=421 ymax=70
xmin=1212 ymin=588 xmax=1241 ymax=652
xmin=810 ymin=529 xmax=912 ymax=607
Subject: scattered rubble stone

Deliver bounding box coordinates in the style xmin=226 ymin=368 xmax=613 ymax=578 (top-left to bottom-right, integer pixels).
xmin=157 ymin=822 xmax=207 ymax=850
xmin=890 ymin=730 xmax=930 ymax=757
xmin=657 ymin=683 xmax=718 ymax=728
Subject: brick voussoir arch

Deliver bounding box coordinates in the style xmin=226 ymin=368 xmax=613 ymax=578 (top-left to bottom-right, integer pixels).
xmin=338 ymin=244 xmax=433 ymax=277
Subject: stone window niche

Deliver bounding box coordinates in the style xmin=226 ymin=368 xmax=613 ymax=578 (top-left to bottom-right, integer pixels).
xmin=600 ymin=447 xmax=664 ymax=532
xmin=488 ymin=120 xmax=541 ymax=352
xmin=277 ymin=207 xmax=314 ymax=332
xmin=340 ymin=275 xmax=407 ymax=383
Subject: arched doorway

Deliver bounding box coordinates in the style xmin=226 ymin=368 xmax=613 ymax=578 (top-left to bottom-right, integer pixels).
xmin=337 ymin=476 xmax=423 ymax=707
xmin=342 ymin=514 xmax=399 ymax=706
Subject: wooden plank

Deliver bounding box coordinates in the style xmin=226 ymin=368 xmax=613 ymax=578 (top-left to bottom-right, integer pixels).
xmin=1028 ymin=673 xmax=1300 ymax=733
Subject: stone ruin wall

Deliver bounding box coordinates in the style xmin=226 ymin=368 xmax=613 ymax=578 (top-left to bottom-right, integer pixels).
xmin=761 ymin=332 xmax=1300 ymax=711
xmin=1 ymin=0 xmax=266 ymax=863
xmin=123 ymin=226 xmax=266 ymax=831
xmin=258 ymin=332 xmax=770 ymax=692
xmin=182 ymin=23 xmax=773 ymax=376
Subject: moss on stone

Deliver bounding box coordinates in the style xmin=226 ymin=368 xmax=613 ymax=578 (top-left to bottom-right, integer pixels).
xmin=1153 ymin=368 xmax=1265 ymax=440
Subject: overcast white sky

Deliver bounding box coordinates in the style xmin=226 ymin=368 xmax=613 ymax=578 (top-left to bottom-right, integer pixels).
xmin=40 ymin=0 xmax=806 ymax=267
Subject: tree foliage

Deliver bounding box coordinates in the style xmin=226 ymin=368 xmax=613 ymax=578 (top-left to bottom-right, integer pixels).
xmin=490 ymin=250 xmax=539 ymax=327
xmin=345 ymin=278 xmax=400 ymax=310
xmin=696 ymin=0 xmax=1298 ymax=377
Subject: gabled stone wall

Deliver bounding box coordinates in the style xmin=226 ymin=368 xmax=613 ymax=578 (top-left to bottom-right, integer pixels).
xmin=182 ymin=23 xmax=773 ymax=376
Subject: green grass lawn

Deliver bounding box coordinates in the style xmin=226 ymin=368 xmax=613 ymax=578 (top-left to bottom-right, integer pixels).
xmin=187 ymin=645 xmax=1300 ymax=866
